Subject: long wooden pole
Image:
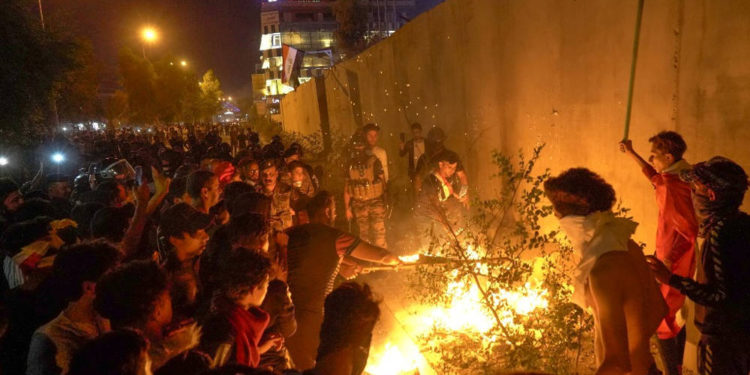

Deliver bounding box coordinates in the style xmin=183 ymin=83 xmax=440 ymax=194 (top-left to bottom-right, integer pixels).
xmin=622 ymin=0 xmax=645 ymax=141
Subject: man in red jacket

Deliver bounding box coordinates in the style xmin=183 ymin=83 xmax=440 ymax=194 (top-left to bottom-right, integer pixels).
xmin=620 ymin=131 xmax=698 ymax=375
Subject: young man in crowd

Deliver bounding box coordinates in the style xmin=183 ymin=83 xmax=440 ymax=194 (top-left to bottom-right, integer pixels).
xmin=0 ymin=178 xmax=24 ymax=225
xmin=158 ymin=202 xmax=212 ymax=321
xmin=258 ymin=160 xmax=294 ymax=231
xmin=199 ymin=249 xmax=282 ymax=368
xmin=344 ymin=133 xmax=388 ymax=248
xmin=647 ymin=157 xmax=750 ymax=375
xmin=45 ymin=174 xmax=73 ymax=218
xmin=544 ymin=168 xmax=667 ymax=375
xmin=27 ymin=241 xmax=121 ymax=375
xmin=186 ymin=170 xmax=222 ymax=215
xmin=285 ymin=191 xmax=400 ymax=369
xmin=312 ymin=282 xmax=381 ymax=375
xmin=619 ymin=132 xmax=697 ymax=375
xmin=94 ymin=260 xmax=200 ymax=371
xmin=237 ymin=158 xmax=261 ymax=189
xmin=67 ymin=329 xmax=152 ymax=375
xmin=414 ymin=149 xmax=467 ymax=247
xmin=414 ymin=127 xmax=469 ymax=204
xmin=399 ymin=122 xmax=426 ymax=184
xmin=363 ymin=123 xmax=389 ymax=183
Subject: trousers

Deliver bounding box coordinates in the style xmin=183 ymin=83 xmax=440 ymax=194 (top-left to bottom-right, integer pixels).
xmin=351 ymin=197 xmax=387 ymax=248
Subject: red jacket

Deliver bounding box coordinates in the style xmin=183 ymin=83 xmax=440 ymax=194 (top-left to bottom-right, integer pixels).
xmin=643 ymin=161 xmax=697 ymax=339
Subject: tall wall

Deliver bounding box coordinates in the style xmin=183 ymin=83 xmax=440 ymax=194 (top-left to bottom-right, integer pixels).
xmin=280 ymin=0 xmax=750 ymax=245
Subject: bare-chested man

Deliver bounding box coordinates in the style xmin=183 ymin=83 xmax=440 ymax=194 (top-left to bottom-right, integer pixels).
xmin=544 ymin=168 xmax=667 ymax=375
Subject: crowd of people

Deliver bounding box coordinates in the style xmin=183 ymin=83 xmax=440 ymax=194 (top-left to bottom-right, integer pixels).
xmin=0 ymin=121 xmax=472 ymax=375
xmin=0 ymin=122 xmax=747 ymax=375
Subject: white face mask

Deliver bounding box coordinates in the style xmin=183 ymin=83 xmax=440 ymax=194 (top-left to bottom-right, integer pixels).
xmin=558 ymin=215 xmax=590 ymax=252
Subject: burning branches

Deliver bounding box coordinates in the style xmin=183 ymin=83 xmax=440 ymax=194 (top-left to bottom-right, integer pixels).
xmin=398 ymin=145 xmax=595 ymax=374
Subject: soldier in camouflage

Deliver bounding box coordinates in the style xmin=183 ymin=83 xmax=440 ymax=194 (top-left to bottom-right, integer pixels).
xmin=258 ymin=159 xmax=295 ymax=231
xmin=344 ymin=133 xmax=388 ymax=248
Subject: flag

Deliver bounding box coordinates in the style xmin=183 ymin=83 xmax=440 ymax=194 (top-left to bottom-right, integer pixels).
xmin=282 ymin=44 xmax=304 ymax=84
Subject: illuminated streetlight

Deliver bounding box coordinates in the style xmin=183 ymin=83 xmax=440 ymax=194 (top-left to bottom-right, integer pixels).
xmin=51 ymin=153 xmax=65 ymax=164
xmin=140 ymin=26 xmax=158 ymax=59
xmin=0 ymin=157 xmax=8 ymax=166
xmin=141 ymin=27 xmax=158 ymax=43
xmin=180 ymin=60 xmax=187 ymax=67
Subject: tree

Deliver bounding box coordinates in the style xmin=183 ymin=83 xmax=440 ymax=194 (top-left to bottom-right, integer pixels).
xmin=102 ymin=90 xmax=128 ymax=128
xmin=118 ymin=47 xmax=159 ymax=125
xmin=333 ymin=0 xmax=369 ymax=58
xmin=196 ymin=70 xmax=223 ymax=122
xmin=153 ymin=55 xmax=201 ymax=124
xmin=56 ymin=39 xmax=101 ymax=124
xmin=0 ymin=0 xmax=79 ymax=145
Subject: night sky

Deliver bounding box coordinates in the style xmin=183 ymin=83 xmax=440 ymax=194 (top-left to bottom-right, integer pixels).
xmin=44 ymin=0 xmax=443 ymax=95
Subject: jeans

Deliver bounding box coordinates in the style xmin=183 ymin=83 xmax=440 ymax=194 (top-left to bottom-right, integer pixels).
xmin=656 ymin=327 xmax=686 ymax=375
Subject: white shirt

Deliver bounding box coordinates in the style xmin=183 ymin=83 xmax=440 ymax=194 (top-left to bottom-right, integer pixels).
xmin=413 ymin=139 xmax=425 ymax=165
xmin=372 ymin=146 xmax=389 ymax=182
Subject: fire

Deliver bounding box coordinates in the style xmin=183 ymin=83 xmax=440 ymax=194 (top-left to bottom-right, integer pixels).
xmin=366 ymin=246 xmax=551 ymax=373
xmin=365 ymin=342 xmax=420 ymax=375
xmin=399 ymin=254 xmax=421 ymax=263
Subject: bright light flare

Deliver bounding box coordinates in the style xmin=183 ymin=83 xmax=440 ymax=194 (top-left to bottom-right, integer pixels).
xmin=51 ymin=153 xmax=65 ymax=164
xmin=141 ymin=27 xmax=158 ymax=43
xmin=180 ymin=60 xmax=187 ymax=67
xmin=398 ymin=254 xmax=420 ymax=263
xmin=0 ymin=157 xmax=8 ymax=166
xmin=365 ymin=342 xmax=419 ymax=375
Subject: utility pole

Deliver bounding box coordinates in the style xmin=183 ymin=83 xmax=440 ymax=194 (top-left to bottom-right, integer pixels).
xmin=376 ymin=0 xmax=382 ymax=38
xmin=38 ymin=0 xmax=45 ymax=30
xmin=38 ymin=0 xmax=60 ymax=127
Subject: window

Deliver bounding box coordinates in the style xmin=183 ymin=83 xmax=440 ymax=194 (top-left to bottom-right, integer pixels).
xmin=271 ymin=24 xmax=276 ymax=33
xmin=272 ymin=33 xmax=281 ymax=48
xmin=264 ymin=26 xmax=269 ymax=34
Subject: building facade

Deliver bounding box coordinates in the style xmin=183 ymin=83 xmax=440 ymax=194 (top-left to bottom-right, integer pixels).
xmin=256 ymin=0 xmax=415 ymax=113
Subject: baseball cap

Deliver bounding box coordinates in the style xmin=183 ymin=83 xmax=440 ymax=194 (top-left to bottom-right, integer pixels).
xmin=159 ymin=203 xmax=212 ymax=238
xmin=680 ymin=156 xmax=749 ymax=194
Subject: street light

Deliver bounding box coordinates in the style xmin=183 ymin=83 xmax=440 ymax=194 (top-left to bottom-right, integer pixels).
xmin=51 ymin=153 xmax=65 ymax=164
xmin=0 ymin=157 xmax=8 ymax=167
xmin=140 ymin=26 xmax=158 ymax=59
xmin=141 ymin=27 xmax=158 ymax=43
xmin=180 ymin=60 xmax=187 ymax=67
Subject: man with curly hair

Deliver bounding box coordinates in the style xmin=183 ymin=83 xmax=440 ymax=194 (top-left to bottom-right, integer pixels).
xmin=544 ymin=168 xmax=667 ymax=375
xmin=199 ymin=249 xmax=283 ymax=368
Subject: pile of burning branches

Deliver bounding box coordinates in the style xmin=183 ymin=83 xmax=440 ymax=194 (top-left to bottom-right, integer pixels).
xmin=371 ymin=145 xmax=597 ymax=374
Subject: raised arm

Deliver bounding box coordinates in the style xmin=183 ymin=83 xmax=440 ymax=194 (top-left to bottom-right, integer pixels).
xmin=619 ymin=140 xmax=657 ymax=178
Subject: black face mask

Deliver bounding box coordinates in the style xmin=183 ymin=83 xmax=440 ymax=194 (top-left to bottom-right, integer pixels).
xmin=693 ymin=189 xmax=741 ymax=232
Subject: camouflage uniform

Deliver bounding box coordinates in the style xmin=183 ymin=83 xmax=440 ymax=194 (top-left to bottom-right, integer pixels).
xmin=347 ymin=154 xmax=387 ymax=248
xmin=263 ymin=182 xmax=295 ymax=231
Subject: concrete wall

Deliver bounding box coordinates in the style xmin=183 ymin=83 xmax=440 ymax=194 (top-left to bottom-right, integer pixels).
xmin=280 ymin=0 xmax=750 ymax=245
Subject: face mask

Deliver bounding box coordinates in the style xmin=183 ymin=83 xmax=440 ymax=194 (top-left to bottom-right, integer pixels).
xmin=558 ymin=215 xmax=589 ymax=252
